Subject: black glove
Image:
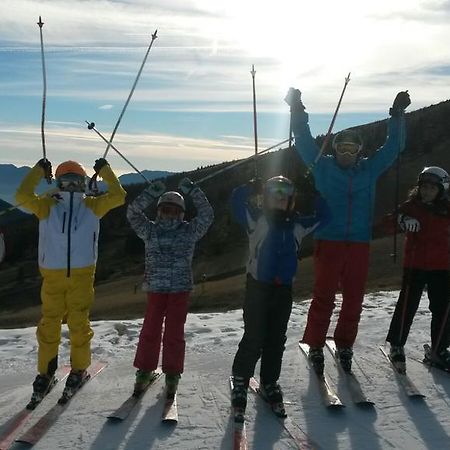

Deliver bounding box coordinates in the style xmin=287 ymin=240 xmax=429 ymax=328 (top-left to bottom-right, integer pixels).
xmin=248 ymin=177 xmax=263 ymax=195
xmin=36 ymin=158 xmax=53 ymax=179
xmin=93 ymin=158 xmax=109 ymax=174
xmin=389 ymin=91 xmax=411 ymax=117
xmin=284 ymin=88 xmax=305 ymax=113
xmin=178 ymin=177 xmax=196 ymax=195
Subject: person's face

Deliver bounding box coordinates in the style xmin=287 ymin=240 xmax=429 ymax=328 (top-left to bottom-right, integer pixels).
xmin=419 ymin=182 xmax=440 ymax=203
xmin=158 ymin=203 xmax=183 ymax=219
xmin=265 ymin=194 xmax=290 ymax=211
xmin=335 ymin=142 xmax=360 ymax=168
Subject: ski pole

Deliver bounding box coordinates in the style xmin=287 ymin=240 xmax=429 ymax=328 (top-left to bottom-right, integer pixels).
xmin=250 ymin=65 xmax=258 ymax=180
xmin=304 ymin=72 xmax=351 ymax=176
xmin=86 ymin=121 xmax=150 ymax=184
xmin=103 ymin=29 xmax=158 ymax=159
xmin=390 ymin=110 xmax=405 ymax=263
xmin=195 ymin=138 xmax=290 ymax=186
xmin=90 ymin=29 xmax=157 ymax=191
xmin=37 ymin=16 xmax=51 ymax=184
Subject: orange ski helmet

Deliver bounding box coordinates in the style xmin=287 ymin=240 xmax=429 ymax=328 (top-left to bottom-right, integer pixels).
xmin=55 ymin=161 xmax=87 ymax=178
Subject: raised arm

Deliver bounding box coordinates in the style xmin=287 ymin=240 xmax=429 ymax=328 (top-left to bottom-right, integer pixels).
xmin=126 ymin=181 xmax=165 ymax=240
xmin=15 ymin=160 xmax=55 ymax=219
xmin=295 ymin=194 xmax=331 ymax=234
xmin=368 ymin=91 xmax=410 ymax=176
xmin=84 ymin=159 xmax=127 ymax=218
xmin=178 ymin=178 xmax=214 ymax=240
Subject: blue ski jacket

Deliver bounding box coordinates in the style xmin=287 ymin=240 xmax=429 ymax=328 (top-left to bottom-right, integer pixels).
xmin=231 ymin=184 xmax=330 ymax=285
xmin=291 ymin=112 xmax=406 ymax=242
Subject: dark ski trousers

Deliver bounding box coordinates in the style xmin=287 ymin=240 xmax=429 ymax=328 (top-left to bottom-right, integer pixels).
xmin=232 ymin=275 xmax=293 ymax=385
xmin=386 ymin=269 xmax=450 ymax=351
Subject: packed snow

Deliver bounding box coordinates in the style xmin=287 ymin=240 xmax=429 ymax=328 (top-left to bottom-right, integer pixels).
xmin=1 ymin=291 xmax=450 ymax=449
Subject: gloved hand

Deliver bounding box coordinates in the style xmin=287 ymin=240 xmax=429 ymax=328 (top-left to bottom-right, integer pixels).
xmin=178 ymin=177 xmax=196 ymax=195
xmin=36 ymin=158 xmax=53 ymax=180
xmin=399 ymin=214 xmax=420 ymax=232
xmin=93 ymin=158 xmax=109 ymax=174
xmin=284 ymin=88 xmax=306 ymax=112
xmin=389 ymin=91 xmax=411 ymax=117
xmin=248 ymin=177 xmax=263 ymax=195
xmin=146 ymin=180 xmax=166 ymax=198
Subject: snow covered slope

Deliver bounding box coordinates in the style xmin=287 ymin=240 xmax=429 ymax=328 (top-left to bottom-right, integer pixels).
xmin=1 ymin=291 xmax=450 ymax=449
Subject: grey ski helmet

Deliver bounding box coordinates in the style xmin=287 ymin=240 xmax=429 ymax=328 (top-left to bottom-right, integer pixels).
xmin=264 ymin=176 xmax=295 ymax=210
xmin=157 ymin=191 xmax=186 ymax=211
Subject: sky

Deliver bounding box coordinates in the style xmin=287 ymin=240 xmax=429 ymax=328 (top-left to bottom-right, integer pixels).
xmin=1 ymin=0 xmax=450 ymax=176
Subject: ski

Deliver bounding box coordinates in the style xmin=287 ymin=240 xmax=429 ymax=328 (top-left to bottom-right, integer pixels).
xmin=298 ymin=343 xmax=344 ymax=409
xmin=107 ymin=370 xmax=163 ymax=421
xmin=0 ymin=366 xmax=71 ymax=450
xmin=16 ymin=361 xmax=106 ymax=446
xmin=422 ymin=344 xmax=450 ymax=373
xmin=229 ymin=377 xmax=248 ymax=450
xmin=325 ymin=339 xmax=374 ymax=407
xmin=249 ymin=377 xmax=318 ymax=450
xmin=379 ymin=346 xmax=425 ymax=398
xmin=161 ymin=393 xmax=178 ymax=423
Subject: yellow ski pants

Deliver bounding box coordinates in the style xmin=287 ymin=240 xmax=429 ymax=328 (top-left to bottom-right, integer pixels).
xmin=37 ymin=267 xmax=95 ymax=374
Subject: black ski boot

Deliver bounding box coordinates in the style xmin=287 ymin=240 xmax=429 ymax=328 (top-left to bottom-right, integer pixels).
xmin=427 ymin=347 xmax=450 ymax=371
xmin=389 ymin=345 xmax=406 ymax=373
xmin=165 ymin=373 xmax=181 ymax=399
xmin=59 ymin=369 xmax=89 ymax=404
xmin=309 ymin=347 xmax=325 ymax=374
xmin=27 ymin=374 xmax=55 ymax=410
xmin=337 ymin=347 xmax=353 ymax=373
xmin=260 ymin=382 xmax=287 ymax=418
xmin=231 ymin=376 xmax=248 ymax=424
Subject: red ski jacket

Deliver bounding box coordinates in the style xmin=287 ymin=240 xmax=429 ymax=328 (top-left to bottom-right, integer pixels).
xmin=399 ymin=199 xmax=450 ymax=270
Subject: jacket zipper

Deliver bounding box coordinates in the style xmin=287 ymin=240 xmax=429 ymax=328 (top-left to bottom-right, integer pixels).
xmin=62 ymin=212 xmax=66 ymax=233
xmin=345 ymin=174 xmax=353 ymax=240
xmin=67 ymin=193 xmax=74 ymax=277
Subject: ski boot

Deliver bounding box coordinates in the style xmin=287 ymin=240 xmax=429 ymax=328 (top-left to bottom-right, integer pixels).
xmin=58 ymin=369 xmax=89 ymax=404
xmin=426 ymin=347 xmax=450 ymax=372
xmin=27 ymin=373 xmax=56 ymax=410
xmin=336 ymin=347 xmax=353 ymax=373
xmin=309 ymin=347 xmax=325 ymax=374
xmin=231 ymin=376 xmax=249 ymax=424
xmin=133 ymin=369 xmax=157 ymax=397
xmin=389 ymin=345 xmax=406 ymax=373
xmin=260 ymin=381 xmax=287 ymax=418
xmin=165 ymin=373 xmax=181 ymax=400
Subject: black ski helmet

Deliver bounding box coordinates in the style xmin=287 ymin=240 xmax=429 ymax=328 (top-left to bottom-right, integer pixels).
xmin=332 ymin=130 xmax=363 ymax=154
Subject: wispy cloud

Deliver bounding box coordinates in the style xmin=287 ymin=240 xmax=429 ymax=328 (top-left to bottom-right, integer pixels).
xmin=99 ymin=104 xmax=114 ymax=110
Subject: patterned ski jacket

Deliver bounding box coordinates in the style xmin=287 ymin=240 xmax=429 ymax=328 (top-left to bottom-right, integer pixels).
xmin=399 ymin=199 xmax=450 ymax=270
xmin=16 ymin=164 xmax=126 ymax=277
xmin=291 ymin=112 xmax=406 ymax=242
xmin=231 ymin=184 xmax=331 ymax=286
xmin=127 ymin=186 xmax=214 ymax=293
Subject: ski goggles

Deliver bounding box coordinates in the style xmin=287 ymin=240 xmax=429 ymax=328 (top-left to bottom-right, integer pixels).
xmin=158 ymin=203 xmax=184 ymax=215
xmin=334 ymin=142 xmax=361 ymax=156
xmin=56 ymin=173 xmax=86 ymax=191
xmin=265 ymin=183 xmax=295 ymax=197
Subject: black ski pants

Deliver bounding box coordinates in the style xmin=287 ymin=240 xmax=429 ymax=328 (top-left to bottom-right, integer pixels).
xmin=386 ymin=269 xmax=450 ymax=351
xmin=232 ymin=275 xmax=293 ymax=385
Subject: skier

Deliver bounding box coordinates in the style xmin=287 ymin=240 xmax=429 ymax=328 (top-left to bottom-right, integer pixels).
xmin=285 ymin=88 xmax=411 ymax=373
xmin=16 ymin=158 xmax=126 ymax=407
xmin=230 ymin=176 xmax=330 ymax=417
xmin=127 ymin=178 xmax=213 ymax=398
xmin=386 ymin=167 xmax=450 ymax=371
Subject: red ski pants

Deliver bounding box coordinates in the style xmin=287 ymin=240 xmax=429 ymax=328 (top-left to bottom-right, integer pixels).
xmin=134 ymin=291 xmax=189 ymax=374
xmin=302 ymin=240 xmax=370 ymax=348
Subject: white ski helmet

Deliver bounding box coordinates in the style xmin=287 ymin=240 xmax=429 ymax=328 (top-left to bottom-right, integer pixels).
xmin=332 ymin=130 xmax=363 ymax=154
xmin=157 ymin=191 xmax=186 ymax=211
xmin=418 ymin=166 xmax=450 ymax=191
